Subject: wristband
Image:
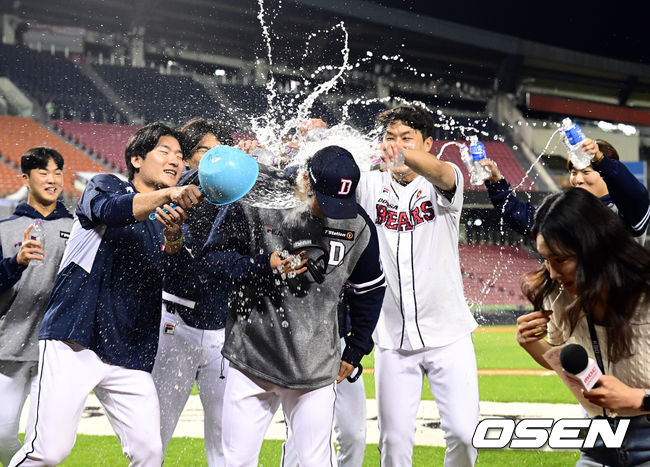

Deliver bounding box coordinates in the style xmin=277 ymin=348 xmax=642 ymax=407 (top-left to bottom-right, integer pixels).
xmin=164 ymin=236 xmax=183 ymax=246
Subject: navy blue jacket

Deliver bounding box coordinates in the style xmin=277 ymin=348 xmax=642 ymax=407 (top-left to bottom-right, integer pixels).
xmin=486 ymin=157 xmax=650 ymax=238
xmin=39 ymin=174 xmax=175 ymax=372
xmin=161 ymin=169 xmax=229 ymax=329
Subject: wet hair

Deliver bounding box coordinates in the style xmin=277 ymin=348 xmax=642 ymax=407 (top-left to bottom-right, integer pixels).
xmin=21 ymin=147 xmax=64 ymax=174
xmin=566 ymin=139 xmax=619 ymax=172
xmin=179 ymin=117 xmax=233 ymax=161
xmin=522 ymin=188 xmax=650 ymax=362
xmin=377 ymin=104 xmax=435 ymax=140
xmin=125 ymin=122 xmax=182 ymax=181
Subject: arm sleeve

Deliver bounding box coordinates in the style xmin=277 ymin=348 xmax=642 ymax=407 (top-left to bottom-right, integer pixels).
xmin=341 ymin=221 xmax=386 ymax=366
xmin=595 ymin=157 xmax=650 ymax=236
xmin=0 ymin=252 xmax=27 ymax=293
xmin=485 ymin=178 xmax=536 ymax=236
xmin=76 ymin=175 xmax=136 ymax=229
xmin=199 ymin=205 xmax=272 ymax=283
xmin=433 ymin=163 xmax=462 ymax=210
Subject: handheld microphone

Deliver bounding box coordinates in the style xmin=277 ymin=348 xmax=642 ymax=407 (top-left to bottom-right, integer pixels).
xmin=559 ymin=343 xmax=602 ymax=391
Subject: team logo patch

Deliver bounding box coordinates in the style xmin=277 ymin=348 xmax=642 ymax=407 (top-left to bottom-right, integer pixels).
xmin=163 ymin=322 xmax=176 ymax=335
xmin=60 ymin=231 xmax=70 ymax=239
xmin=323 ymin=228 xmax=355 ymax=241
xmin=265 ymin=227 xmax=282 ymax=236
xmin=382 ymin=187 xmax=390 ymax=193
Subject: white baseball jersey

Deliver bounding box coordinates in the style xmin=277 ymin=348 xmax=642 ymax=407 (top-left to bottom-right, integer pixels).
xmin=357 ymin=164 xmax=477 ymax=351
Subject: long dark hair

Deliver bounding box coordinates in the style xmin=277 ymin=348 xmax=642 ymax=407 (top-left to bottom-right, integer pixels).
xmin=522 ymin=188 xmax=650 ymax=362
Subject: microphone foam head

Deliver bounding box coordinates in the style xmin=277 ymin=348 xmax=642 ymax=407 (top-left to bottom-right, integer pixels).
xmin=560 ymin=343 xmax=589 ymax=375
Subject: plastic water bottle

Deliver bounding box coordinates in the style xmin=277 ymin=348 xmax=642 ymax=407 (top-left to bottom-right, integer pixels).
xmin=467 ymin=136 xmax=491 ymax=185
xmin=251 ymin=147 xmax=280 ymax=167
xmin=382 ymin=147 xmax=405 ymax=170
xmin=560 ymin=118 xmax=592 ymax=170
xmin=30 ymin=219 xmax=45 ymax=266
xmin=459 ymin=143 xmax=474 ymax=177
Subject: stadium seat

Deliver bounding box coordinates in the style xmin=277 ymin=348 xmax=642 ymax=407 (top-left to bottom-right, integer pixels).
xmin=53 ymin=120 xmax=139 ymax=174
xmin=0 ymin=116 xmax=109 ymax=195
xmin=0 ymin=44 xmax=125 ymax=123
xmin=459 ymin=243 xmax=539 ymax=307
xmin=0 ymin=163 xmax=23 ymax=196
xmin=430 ymin=140 xmax=535 ymax=192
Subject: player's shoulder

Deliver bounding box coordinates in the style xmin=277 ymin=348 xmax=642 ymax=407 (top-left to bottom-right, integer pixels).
xmin=360 ymin=170 xmax=390 ymax=186
xmin=86 ymin=173 xmax=132 ymax=194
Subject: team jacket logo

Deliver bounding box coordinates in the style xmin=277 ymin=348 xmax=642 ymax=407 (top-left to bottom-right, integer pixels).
xmin=375 ymin=200 xmax=435 ymax=231
xmin=338 ymin=179 xmax=352 ymax=195
xmin=323 ymin=227 xmax=355 ymax=240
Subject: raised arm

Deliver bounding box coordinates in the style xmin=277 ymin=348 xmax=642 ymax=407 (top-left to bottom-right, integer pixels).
xmin=592 ymin=154 xmax=650 ymax=237
xmin=381 ymin=142 xmax=456 ymax=191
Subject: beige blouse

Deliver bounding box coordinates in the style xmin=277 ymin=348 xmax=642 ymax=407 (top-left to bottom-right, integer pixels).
xmin=546 ymin=289 xmax=650 ymax=418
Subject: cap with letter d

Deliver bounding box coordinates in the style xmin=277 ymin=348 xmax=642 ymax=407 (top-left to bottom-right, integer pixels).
xmin=307 ymin=145 xmax=360 ymax=219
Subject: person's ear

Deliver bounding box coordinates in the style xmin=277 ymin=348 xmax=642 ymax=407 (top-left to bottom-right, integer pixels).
xmin=424 ymin=136 xmax=433 ymax=152
xmin=21 ymin=173 xmax=29 ymax=188
xmin=131 ymin=155 xmax=143 ymax=170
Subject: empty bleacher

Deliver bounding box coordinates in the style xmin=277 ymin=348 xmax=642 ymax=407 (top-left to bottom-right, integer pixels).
xmin=459 ymin=243 xmax=539 ymax=307
xmin=0 ymin=163 xmax=23 ymax=197
xmin=0 ymin=44 xmax=125 ymax=123
xmin=219 ymin=85 xmax=268 ymax=119
xmin=431 ymin=140 xmax=535 ymax=192
xmin=93 ymin=64 xmax=229 ymax=125
xmin=0 ymin=116 xmax=109 ymax=195
xmin=53 ymin=120 xmax=139 ymax=174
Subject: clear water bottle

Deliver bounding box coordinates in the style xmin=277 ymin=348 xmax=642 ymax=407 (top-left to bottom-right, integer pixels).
xmin=382 ymin=147 xmax=405 ymax=170
xmin=560 ymin=118 xmax=592 ymax=170
xmin=251 ymin=147 xmax=279 ymax=167
xmin=30 ymin=219 xmax=45 ymax=266
xmin=468 ymin=136 xmax=491 ymax=185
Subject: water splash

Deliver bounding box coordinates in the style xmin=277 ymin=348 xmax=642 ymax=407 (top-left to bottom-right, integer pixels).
xmin=231 ymin=0 xmax=561 ymax=319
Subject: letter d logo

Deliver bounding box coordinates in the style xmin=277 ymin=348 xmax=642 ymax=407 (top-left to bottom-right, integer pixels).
xmin=338 ymin=179 xmax=352 ymax=195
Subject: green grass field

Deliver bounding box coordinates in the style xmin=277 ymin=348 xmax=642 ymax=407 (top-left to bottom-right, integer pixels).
xmin=22 ymin=327 xmax=582 ymax=466
xmin=56 ymin=436 xmax=581 ymax=466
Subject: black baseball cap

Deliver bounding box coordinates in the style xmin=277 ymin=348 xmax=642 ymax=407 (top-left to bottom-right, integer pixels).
xmin=308 ymin=146 xmax=360 ymax=219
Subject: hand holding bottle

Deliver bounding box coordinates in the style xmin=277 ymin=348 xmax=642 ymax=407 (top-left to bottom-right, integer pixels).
xmin=17 ymin=223 xmax=45 ymax=266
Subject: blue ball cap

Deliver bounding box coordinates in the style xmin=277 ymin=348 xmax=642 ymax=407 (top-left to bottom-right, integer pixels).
xmin=308 ymin=146 xmax=360 ymax=219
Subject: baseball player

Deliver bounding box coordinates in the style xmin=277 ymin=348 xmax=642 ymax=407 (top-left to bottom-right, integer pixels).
xmin=201 ymin=146 xmax=385 ymax=466
xmin=9 ymin=123 xmax=201 ymax=467
xmin=282 ymin=291 xmax=369 ymax=467
xmin=356 ymin=105 xmax=479 ymax=466
xmin=0 ymin=148 xmax=72 ymax=466
xmin=151 ymin=118 xmax=234 ymax=466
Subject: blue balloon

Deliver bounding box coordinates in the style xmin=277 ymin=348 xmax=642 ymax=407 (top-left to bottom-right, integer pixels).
xmin=198 ymin=146 xmax=259 ymax=205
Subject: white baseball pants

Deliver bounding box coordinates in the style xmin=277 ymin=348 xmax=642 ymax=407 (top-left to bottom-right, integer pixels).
xmin=8 ymin=339 xmax=163 ymax=467
xmin=282 ymin=337 xmax=367 ymax=467
xmin=152 ymin=306 xmax=229 ymax=467
xmin=222 ymin=366 xmax=336 ymax=467
xmin=375 ymin=333 xmax=479 ymax=467
xmin=0 ymin=361 xmax=38 ymax=466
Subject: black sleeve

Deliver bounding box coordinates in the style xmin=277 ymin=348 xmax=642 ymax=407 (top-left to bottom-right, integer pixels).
xmin=485 ymin=178 xmax=536 ymax=236
xmin=199 ymin=204 xmax=272 ymax=283
xmin=595 ymin=156 xmax=650 ymax=237
xmin=341 ymin=218 xmax=386 ymax=367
